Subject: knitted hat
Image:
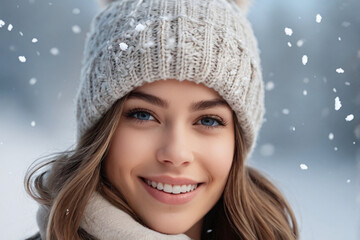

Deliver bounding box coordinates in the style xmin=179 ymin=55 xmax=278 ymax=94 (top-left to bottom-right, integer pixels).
xmin=76 ymin=0 xmax=264 ymax=155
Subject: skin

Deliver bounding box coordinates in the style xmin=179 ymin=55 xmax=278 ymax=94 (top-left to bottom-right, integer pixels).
xmin=104 ymin=79 xmax=235 ymax=240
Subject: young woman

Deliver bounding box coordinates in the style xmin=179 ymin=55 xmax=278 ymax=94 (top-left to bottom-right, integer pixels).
xmin=25 ymin=0 xmax=299 ymax=239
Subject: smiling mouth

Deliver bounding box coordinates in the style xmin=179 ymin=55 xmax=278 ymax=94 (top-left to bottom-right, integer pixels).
xmin=141 ymin=178 xmax=200 ymax=195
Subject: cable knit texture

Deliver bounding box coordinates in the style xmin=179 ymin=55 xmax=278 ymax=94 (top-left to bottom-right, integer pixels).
xmin=36 ymin=192 xmax=191 ymax=239
xmin=76 ymin=0 xmax=264 ymax=154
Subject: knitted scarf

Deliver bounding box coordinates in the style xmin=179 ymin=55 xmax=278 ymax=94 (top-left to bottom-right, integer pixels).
xmin=36 ymin=192 xmax=191 ymax=240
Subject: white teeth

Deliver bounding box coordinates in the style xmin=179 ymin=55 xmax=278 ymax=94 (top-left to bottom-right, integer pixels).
xmin=163 ymin=184 xmax=172 ymax=193
xmin=172 ymin=185 xmax=181 ymax=194
xmin=157 ymin=182 xmax=163 ymax=191
xmin=145 ymin=179 xmax=198 ymax=194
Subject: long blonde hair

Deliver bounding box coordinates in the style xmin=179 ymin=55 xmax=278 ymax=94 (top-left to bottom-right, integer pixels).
xmin=25 ymin=93 xmax=298 ymax=240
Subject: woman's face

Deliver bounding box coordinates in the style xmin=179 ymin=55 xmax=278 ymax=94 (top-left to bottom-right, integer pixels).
xmin=104 ymin=79 xmax=235 ymax=238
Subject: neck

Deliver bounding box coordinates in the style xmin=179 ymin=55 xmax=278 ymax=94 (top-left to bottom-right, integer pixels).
xmin=185 ymin=218 xmax=203 ymax=240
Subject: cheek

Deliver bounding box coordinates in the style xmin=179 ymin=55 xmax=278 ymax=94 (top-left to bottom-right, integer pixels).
xmin=202 ymin=134 xmax=235 ymax=181
xmin=104 ymin=126 xmax=155 ymax=192
xmin=107 ymin=126 xmax=154 ymax=169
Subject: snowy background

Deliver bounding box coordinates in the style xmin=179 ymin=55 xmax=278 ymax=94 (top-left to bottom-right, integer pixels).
xmin=0 ymin=0 xmax=359 ymax=239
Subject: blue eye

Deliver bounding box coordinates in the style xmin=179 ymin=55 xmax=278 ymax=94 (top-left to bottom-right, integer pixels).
xmin=200 ymin=118 xmax=220 ymax=127
xmin=129 ymin=111 xmax=155 ymax=121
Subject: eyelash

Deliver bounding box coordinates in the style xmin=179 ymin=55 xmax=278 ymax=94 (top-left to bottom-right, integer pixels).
xmin=124 ymin=107 xmax=227 ymax=129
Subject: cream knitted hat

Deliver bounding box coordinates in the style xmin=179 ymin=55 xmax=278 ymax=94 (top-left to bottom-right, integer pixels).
xmin=76 ymin=0 xmax=264 ymax=155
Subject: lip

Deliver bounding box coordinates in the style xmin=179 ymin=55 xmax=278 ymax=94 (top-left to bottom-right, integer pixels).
xmin=139 ymin=176 xmax=203 ymax=205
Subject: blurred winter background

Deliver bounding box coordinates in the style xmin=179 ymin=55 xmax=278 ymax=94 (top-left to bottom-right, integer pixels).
xmin=0 ymin=0 xmax=359 ymax=239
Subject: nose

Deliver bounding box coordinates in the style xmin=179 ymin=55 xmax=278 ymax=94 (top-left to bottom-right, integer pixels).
xmin=156 ymin=123 xmax=195 ymax=167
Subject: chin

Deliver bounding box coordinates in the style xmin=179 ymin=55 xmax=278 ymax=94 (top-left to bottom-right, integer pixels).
xmin=147 ymin=222 xmax=189 ymax=235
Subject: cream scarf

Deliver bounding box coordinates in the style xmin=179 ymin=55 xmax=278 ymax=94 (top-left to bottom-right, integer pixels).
xmin=36 ymin=192 xmax=191 ymax=240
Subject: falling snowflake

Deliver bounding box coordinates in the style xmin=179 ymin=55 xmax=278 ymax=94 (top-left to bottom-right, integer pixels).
xmin=345 ymin=114 xmax=354 ymax=121
xmin=8 ymin=24 xmax=13 ymax=31
xmin=18 ymin=56 xmax=26 ymax=62
xmin=29 ymin=78 xmax=37 ymax=85
xmin=334 ymin=97 xmax=342 ymax=111
xmin=72 ymin=25 xmax=81 ymax=34
xmin=346 ymin=179 xmax=351 ymax=183
xmin=338 ymin=37 xmax=342 ymax=41
xmin=316 ymin=14 xmax=322 ymax=23
xmin=341 ymin=21 xmax=351 ymax=28
xmin=265 ymin=81 xmax=275 ymax=91
xmin=345 ymin=81 xmax=350 ymax=86
xmin=50 ymin=47 xmax=59 ymax=56
xmin=135 ymin=23 xmax=146 ymax=31
xmin=334 ymin=147 xmax=338 ymax=151
xmin=0 ymin=19 xmax=5 ymax=28
xmin=333 ymin=88 xmax=337 ymax=93
xmin=328 ymin=133 xmax=334 ymax=140
xmin=31 ymin=121 xmax=36 ymax=127
xmin=119 ymin=42 xmax=128 ymax=51
xmin=32 ymin=38 xmax=38 ymax=43
xmin=284 ymin=27 xmax=293 ymax=36
xmin=19 ymin=31 xmax=23 ymax=36
xmin=297 ymin=39 xmax=304 ymax=47
xmin=287 ymin=42 xmax=292 ymax=47
xmin=260 ymin=143 xmax=275 ymax=157
xmin=300 ymin=164 xmax=308 ymax=170
xmin=72 ymin=8 xmax=80 ymax=14
xmin=302 ymin=55 xmax=308 ymax=65
xmin=336 ymin=68 xmax=344 ymax=73
xmin=303 ymin=90 xmax=307 ymax=96
xmin=282 ymin=108 xmax=290 ymax=115
xmin=290 ymin=126 xmax=296 ymax=131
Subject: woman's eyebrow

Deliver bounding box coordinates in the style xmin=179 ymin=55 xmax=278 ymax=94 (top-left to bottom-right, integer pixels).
xmin=128 ymin=91 xmax=229 ymax=111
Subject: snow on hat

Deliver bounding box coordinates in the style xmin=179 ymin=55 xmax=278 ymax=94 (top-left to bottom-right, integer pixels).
xmin=76 ymin=0 xmax=264 ymax=155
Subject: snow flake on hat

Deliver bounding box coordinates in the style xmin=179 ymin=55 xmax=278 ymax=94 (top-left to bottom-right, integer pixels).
xmin=135 ymin=23 xmax=146 ymax=31
xmin=119 ymin=42 xmax=128 ymax=51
